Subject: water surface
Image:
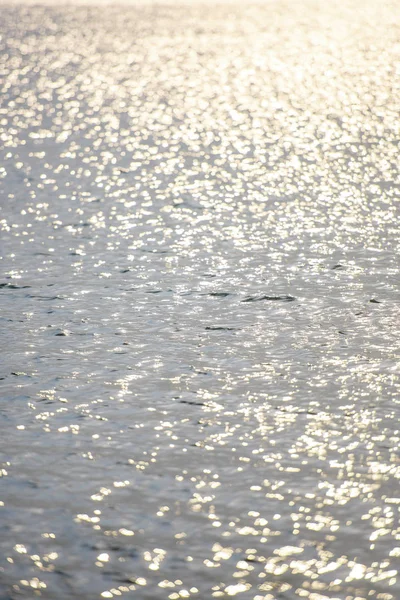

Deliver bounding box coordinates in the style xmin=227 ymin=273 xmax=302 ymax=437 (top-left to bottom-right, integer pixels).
xmin=1 ymin=1 xmax=400 ymax=599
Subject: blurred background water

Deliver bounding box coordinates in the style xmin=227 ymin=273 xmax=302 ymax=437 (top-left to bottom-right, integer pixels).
xmin=1 ymin=1 xmax=400 ymax=599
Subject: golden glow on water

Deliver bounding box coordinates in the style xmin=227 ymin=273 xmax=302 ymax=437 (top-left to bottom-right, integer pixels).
xmin=1 ymin=0 xmax=400 ymax=599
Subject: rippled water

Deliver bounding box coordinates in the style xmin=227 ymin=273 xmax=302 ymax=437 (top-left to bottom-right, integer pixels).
xmin=1 ymin=1 xmax=400 ymax=599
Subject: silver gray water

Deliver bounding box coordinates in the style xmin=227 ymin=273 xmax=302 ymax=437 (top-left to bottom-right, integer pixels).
xmin=1 ymin=1 xmax=400 ymax=599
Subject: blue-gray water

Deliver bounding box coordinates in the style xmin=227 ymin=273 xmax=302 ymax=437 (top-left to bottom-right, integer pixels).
xmin=1 ymin=1 xmax=400 ymax=599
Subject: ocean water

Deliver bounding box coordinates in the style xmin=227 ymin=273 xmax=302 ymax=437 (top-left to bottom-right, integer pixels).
xmin=1 ymin=1 xmax=400 ymax=599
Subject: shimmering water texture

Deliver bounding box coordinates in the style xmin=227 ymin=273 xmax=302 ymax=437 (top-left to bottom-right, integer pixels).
xmin=1 ymin=1 xmax=400 ymax=599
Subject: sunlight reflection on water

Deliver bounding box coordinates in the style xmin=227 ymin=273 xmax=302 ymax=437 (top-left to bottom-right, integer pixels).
xmin=1 ymin=1 xmax=400 ymax=598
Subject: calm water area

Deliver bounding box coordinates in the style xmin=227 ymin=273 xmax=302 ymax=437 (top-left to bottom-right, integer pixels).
xmin=1 ymin=1 xmax=400 ymax=598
